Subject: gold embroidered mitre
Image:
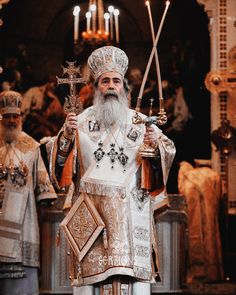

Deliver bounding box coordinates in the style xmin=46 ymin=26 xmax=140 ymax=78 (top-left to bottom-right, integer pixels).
xmin=0 ymin=90 xmax=22 ymax=115
xmin=88 ymin=46 xmax=129 ymax=80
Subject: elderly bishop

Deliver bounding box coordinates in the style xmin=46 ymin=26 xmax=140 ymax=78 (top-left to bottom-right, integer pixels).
xmin=48 ymin=46 xmax=176 ymax=295
xmin=0 ymin=90 xmax=57 ymax=295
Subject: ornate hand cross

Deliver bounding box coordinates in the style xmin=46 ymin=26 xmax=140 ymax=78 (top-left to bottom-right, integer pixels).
xmin=57 ymin=61 xmax=87 ymax=115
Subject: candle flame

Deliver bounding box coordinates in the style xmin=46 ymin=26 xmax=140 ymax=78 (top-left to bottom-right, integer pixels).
xmin=90 ymin=4 xmax=96 ymax=11
xmin=114 ymin=9 xmax=119 ymax=16
xmin=86 ymin=11 xmax=92 ymax=18
xmin=73 ymin=6 xmax=80 ymax=16
xmin=104 ymin=12 xmax=110 ymax=20
xmin=145 ymin=1 xmax=150 ymax=6
xmin=108 ymin=5 xmax=114 ymax=13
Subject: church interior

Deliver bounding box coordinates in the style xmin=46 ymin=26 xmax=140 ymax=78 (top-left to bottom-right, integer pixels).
xmin=0 ymin=0 xmax=236 ymax=294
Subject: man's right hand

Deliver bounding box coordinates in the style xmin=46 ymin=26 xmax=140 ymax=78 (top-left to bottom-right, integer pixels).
xmin=64 ymin=112 xmax=78 ymax=139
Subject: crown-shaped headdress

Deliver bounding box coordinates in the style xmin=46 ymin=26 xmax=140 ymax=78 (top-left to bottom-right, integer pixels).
xmin=88 ymin=46 xmax=129 ymax=80
xmin=0 ymin=90 xmax=22 ymax=115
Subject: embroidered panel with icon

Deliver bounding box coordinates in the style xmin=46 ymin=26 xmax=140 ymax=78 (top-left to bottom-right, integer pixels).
xmin=126 ymin=125 xmax=143 ymax=149
xmin=88 ymin=120 xmax=100 ymax=132
xmin=127 ymin=127 xmax=141 ymax=142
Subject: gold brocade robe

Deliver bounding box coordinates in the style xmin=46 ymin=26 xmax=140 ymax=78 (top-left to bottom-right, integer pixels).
xmin=49 ymin=107 xmax=176 ymax=286
xmin=0 ymin=132 xmax=57 ymax=267
xmin=178 ymin=161 xmax=224 ymax=283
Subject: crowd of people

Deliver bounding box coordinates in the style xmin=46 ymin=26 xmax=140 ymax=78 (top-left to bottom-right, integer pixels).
xmin=0 ymin=44 xmax=65 ymax=141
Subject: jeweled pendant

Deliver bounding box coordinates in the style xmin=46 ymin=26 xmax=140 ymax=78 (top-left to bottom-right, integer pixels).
xmin=12 ymin=167 xmax=26 ymax=187
xmin=19 ymin=161 xmax=29 ymax=178
xmin=107 ymin=143 xmax=118 ymax=169
xmin=94 ymin=141 xmax=105 ymax=167
xmin=118 ymin=147 xmax=128 ymax=172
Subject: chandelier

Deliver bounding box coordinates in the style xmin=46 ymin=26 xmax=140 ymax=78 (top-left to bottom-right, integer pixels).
xmin=73 ymin=0 xmax=120 ymax=49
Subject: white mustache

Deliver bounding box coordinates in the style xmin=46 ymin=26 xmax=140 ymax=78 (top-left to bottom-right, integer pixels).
xmin=104 ymin=90 xmax=118 ymax=99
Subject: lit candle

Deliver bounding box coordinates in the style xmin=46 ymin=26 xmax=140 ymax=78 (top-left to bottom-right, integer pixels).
xmin=104 ymin=12 xmax=110 ymax=35
xmin=145 ymin=1 xmax=163 ymax=101
xmin=108 ymin=5 xmax=114 ymax=40
xmin=73 ymin=6 xmax=80 ymax=43
xmin=90 ymin=4 xmax=97 ymax=34
xmin=86 ymin=11 xmax=92 ymax=32
xmin=114 ymin=9 xmax=120 ymax=44
xmin=145 ymin=1 xmax=155 ymax=40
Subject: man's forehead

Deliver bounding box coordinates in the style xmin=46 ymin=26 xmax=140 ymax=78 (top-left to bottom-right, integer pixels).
xmin=99 ymin=72 xmax=123 ymax=80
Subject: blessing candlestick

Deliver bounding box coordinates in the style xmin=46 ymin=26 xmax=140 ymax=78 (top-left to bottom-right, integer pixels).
xmin=136 ymin=0 xmax=170 ymax=127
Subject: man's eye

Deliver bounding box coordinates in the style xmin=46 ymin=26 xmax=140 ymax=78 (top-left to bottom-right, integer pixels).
xmin=102 ymin=80 xmax=109 ymax=84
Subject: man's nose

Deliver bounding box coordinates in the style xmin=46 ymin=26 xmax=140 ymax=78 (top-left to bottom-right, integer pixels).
xmin=9 ymin=116 xmax=15 ymax=122
xmin=108 ymin=81 xmax=115 ymax=89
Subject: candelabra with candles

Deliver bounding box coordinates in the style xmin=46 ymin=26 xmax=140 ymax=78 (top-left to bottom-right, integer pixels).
xmin=133 ymin=0 xmax=170 ymax=158
xmin=73 ymin=0 xmax=120 ymax=54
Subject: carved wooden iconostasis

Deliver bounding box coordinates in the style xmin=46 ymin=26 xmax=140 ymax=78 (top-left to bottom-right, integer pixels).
xmin=199 ymin=0 xmax=236 ymax=281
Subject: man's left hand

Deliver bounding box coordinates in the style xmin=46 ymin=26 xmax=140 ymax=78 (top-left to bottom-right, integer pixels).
xmin=143 ymin=126 xmax=158 ymax=148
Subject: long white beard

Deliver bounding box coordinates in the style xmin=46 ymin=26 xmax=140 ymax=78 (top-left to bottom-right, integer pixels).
xmin=0 ymin=125 xmax=22 ymax=143
xmin=93 ymin=89 xmax=129 ymax=128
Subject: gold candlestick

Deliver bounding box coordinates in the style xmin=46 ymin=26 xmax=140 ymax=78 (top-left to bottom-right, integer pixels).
xmin=132 ymin=112 xmax=160 ymax=158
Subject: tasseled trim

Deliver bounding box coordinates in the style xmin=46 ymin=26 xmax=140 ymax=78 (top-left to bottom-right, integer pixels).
xmin=149 ymin=215 xmax=161 ymax=282
xmin=76 ymin=263 xmax=84 ymax=286
xmin=103 ymin=228 xmax=108 ymax=249
xmin=79 ymin=179 xmax=126 ymax=197
xmin=69 ymin=250 xmax=75 ymax=283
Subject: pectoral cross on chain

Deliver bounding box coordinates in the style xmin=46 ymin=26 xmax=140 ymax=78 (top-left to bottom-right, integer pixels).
xmin=56 ymin=61 xmax=86 ymax=115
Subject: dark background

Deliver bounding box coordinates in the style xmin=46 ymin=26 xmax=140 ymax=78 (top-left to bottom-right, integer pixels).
xmin=0 ymin=0 xmax=211 ymax=176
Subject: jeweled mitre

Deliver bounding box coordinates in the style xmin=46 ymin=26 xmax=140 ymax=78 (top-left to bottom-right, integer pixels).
xmin=0 ymin=90 xmax=22 ymax=115
xmin=88 ymin=46 xmax=129 ymax=80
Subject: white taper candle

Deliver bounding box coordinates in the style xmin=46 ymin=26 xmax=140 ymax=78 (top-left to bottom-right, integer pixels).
xmin=114 ymin=9 xmax=120 ymax=44
xmin=73 ymin=6 xmax=80 ymax=43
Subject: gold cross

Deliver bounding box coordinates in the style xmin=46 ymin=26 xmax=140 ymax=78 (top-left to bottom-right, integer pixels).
xmin=57 ymin=61 xmax=87 ymax=114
